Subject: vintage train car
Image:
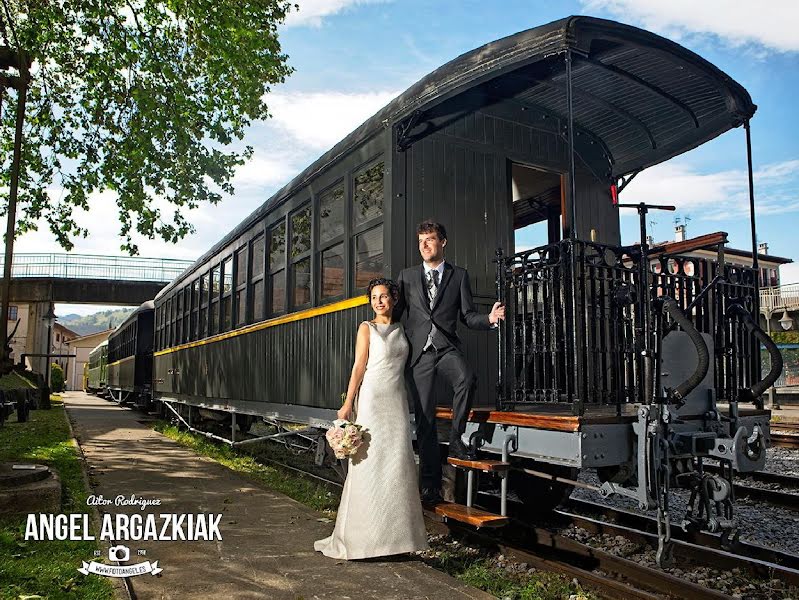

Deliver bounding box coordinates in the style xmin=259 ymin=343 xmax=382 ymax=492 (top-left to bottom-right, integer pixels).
xmin=151 ymin=16 xmax=780 ymax=559
xmin=86 ymin=340 xmax=108 ymax=395
xmin=106 ymin=301 xmax=155 ymax=408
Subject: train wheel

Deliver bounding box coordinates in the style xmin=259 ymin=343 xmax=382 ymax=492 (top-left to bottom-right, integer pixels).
xmin=511 ymin=461 xmax=577 ymax=516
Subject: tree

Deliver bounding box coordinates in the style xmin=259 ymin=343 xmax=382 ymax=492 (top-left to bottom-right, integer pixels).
xmin=0 ymin=0 xmax=294 ymax=254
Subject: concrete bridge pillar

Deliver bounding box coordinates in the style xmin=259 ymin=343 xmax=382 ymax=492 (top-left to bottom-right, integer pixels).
xmin=23 ymin=301 xmax=53 ymax=377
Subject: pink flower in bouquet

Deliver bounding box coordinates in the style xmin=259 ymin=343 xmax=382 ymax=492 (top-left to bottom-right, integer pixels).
xmin=345 ymin=425 xmax=358 ymax=437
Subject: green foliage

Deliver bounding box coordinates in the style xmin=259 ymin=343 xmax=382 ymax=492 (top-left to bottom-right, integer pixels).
xmin=421 ymin=538 xmax=595 ymax=600
xmin=50 ymin=362 xmax=65 ymax=392
xmin=59 ymin=307 xmax=135 ymax=336
xmin=154 ymin=421 xmax=340 ymax=513
xmin=770 ymin=331 xmax=799 ymax=344
xmin=0 ymin=370 xmax=35 ymax=390
xmin=0 ymin=0 xmax=295 ymax=253
xmin=0 ymin=399 xmax=113 ymax=599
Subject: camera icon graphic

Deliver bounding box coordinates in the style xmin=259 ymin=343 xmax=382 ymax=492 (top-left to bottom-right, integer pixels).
xmin=108 ymin=544 xmax=130 ymax=562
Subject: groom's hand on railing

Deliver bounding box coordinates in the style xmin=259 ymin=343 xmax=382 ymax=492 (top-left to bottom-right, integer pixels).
xmin=489 ymin=302 xmax=505 ymax=325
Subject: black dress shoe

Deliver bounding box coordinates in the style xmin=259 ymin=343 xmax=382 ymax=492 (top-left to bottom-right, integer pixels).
xmin=421 ymin=488 xmax=444 ymax=505
xmin=448 ymin=437 xmax=472 ymax=460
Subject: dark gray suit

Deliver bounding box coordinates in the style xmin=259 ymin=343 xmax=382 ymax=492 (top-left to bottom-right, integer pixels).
xmin=395 ymin=262 xmax=493 ymax=489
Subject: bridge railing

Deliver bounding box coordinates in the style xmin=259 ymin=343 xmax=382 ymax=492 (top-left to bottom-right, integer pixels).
xmin=760 ymin=283 xmax=799 ymax=313
xmin=3 ymin=253 xmax=194 ymax=283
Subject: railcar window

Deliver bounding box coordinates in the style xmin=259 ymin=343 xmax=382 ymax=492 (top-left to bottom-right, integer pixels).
xmin=165 ymin=298 xmax=172 ymax=348
xmin=355 ymin=224 xmax=384 ymax=289
xmin=293 ymin=257 xmax=311 ymax=307
xmin=320 ymin=185 xmax=344 ymax=244
xmin=251 ymin=279 xmax=264 ymax=322
xmin=353 ymin=162 xmax=384 ymax=227
xmin=271 ymin=270 xmax=286 ymax=314
xmin=211 ymin=266 xmax=221 ymax=299
xmin=222 ymin=256 xmax=233 ymax=332
xmin=250 ymin=234 xmax=266 ymax=323
xmin=200 ymin=272 xmax=209 ymax=338
xmin=269 ymin=221 xmax=286 ymax=269
xmin=176 ymin=291 xmax=183 ymax=344
xmin=235 ymin=248 xmax=247 ymax=327
xmin=182 ymin=287 xmax=190 ymax=343
xmin=252 ymin=235 xmax=265 ymax=278
xmin=155 ymin=306 xmax=161 ymax=351
xmin=291 ymin=206 xmax=311 ymax=258
xmin=190 ymin=280 xmax=198 ymax=341
xmin=321 ymin=243 xmax=345 ymax=299
xmin=236 ymin=250 xmax=247 ymax=286
xmin=269 ymin=221 xmax=287 ymax=315
xmin=289 ymin=204 xmax=312 ymax=310
xmin=210 ymin=265 xmax=221 ymax=335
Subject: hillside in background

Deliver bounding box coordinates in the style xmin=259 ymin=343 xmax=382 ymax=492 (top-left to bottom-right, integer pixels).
xmin=59 ymin=308 xmax=135 ymax=336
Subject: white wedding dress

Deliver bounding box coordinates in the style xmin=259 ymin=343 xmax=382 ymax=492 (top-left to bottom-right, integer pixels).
xmin=314 ymin=321 xmax=429 ymax=559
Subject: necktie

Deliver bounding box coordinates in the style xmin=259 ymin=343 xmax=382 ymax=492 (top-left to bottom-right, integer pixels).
xmin=427 ymin=270 xmax=439 ymax=307
xmin=424 ymin=269 xmax=441 ymax=352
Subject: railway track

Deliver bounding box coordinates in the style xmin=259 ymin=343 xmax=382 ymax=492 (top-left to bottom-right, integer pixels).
xmin=700 ymin=463 xmax=799 ymax=512
xmin=245 ymin=449 xmax=799 ymax=598
xmin=771 ymin=423 xmax=799 ymax=449
xmin=169 ymin=421 xmax=799 ymax=598
xmin=559 ymin=497 xmax=799 ymax=584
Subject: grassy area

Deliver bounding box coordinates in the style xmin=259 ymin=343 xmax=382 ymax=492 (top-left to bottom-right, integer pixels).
xmin=154 ymin=420 xmax=595 ymax=599
xmin=421 ymin=535 xmax=595 ymax=600
xmin=154 ymin=422 xmax=340 ymax=513
xmin=0 ymin=371 xmax=36 ymax=391
xmin=0 ymin=399 xmax=114 ymax=600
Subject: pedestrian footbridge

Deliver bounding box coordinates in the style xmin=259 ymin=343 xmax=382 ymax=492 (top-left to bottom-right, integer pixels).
xmin=5 ymin=253 xmax=193 ymax=305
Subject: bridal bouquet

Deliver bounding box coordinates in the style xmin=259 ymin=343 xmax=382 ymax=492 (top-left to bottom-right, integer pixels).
xmin=326 ymin=419 xmax=365 ymax=459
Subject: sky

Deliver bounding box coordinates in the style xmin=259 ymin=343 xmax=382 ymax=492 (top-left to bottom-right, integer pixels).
xmin=15 ymin=0 xmax=798 ymax=316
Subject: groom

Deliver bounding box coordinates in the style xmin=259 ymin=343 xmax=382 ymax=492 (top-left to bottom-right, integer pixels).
xmin=395 ymin=221 xmax=505 ymax=505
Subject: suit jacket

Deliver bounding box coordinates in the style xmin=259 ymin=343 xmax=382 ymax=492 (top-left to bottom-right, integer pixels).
xmin=395 ymin=262 xmax=493 ymax=366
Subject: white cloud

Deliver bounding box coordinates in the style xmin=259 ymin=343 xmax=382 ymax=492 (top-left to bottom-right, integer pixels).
xmin=232 ymin=153 xmax=299 ymax=191
xmin=285 ymin=0 xmax=391 ymax=27
xmin=582 ymin=0 xmax=799 ymax=52
xmin=618 ymin=159 xmax=799 ymax=219
xmin=265 ymin=90 xmax=400 ymax=150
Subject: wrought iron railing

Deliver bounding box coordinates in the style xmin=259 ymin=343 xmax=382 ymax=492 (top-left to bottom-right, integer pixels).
xmin=2 ymin=253 xmax=193 ymax=283
xmin=496 ymin=239 xmax=759 ymax=413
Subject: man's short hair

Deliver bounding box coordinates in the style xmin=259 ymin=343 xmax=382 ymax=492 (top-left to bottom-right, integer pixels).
xmin=416 ymin=221 xmax=447 ymax=241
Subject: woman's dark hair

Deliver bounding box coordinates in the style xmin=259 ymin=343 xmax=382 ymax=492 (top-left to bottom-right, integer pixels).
xmin=367 ymin=277 xmax=399 ymax=301
xmin=416 ymin=220 xmax=447 ymax=241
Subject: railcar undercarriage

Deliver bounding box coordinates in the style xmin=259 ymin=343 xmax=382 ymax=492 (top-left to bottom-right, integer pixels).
xmin=484 ymin=213 xmax=782 ymax=565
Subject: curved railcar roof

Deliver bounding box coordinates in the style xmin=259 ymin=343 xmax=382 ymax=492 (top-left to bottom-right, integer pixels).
xmin=157 ymin=15 xmax=755 ymax=299
xmin=88 ymin=339 xmax=108 ymax=354
xmin=109 ymin=301 xmax=155 ymax=337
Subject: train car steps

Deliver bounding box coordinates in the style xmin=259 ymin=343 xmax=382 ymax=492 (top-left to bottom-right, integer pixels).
xmin=429 ymin=456 xmax=511 ymax=528
xmin=434 ymin=502 xmax=509 ymax=528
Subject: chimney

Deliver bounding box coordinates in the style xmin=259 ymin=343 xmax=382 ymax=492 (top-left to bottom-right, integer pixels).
xmin=674 ymin=224 xmax=686 ymax=242
xmin=758 ymin=242 xmax=768 ymax=255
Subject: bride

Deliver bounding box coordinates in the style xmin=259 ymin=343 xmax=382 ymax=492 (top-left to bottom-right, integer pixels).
xmin=314 ymin=278 xmax=429 ymax=560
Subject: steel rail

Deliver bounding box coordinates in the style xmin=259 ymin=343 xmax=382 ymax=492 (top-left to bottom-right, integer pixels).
xmin=771 ymin=433 xmax=799 ymax=449
xmin=429 ymin=511 xmax=731 ymax=600
xmin=556 ymin=507 xmax=799 ymax=588
xmin=563 ymin=497 xmax=799 ymax=574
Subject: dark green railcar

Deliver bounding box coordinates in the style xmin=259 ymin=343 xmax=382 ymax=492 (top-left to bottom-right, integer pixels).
xmin=86 ymin=340 xmax=108 ymax=394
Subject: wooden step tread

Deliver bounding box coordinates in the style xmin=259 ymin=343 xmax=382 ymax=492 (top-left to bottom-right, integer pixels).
xmin=447 ymin=457 xmax=510 ymax=472
xmin=434 ymin=502 xmax=509 ymax=528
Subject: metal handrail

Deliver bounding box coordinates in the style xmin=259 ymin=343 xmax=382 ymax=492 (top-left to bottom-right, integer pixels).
xmin=0 ymin=253 xmax=193 ymax=283
xmin=760 ymin=283 xmax=799 ymax=313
